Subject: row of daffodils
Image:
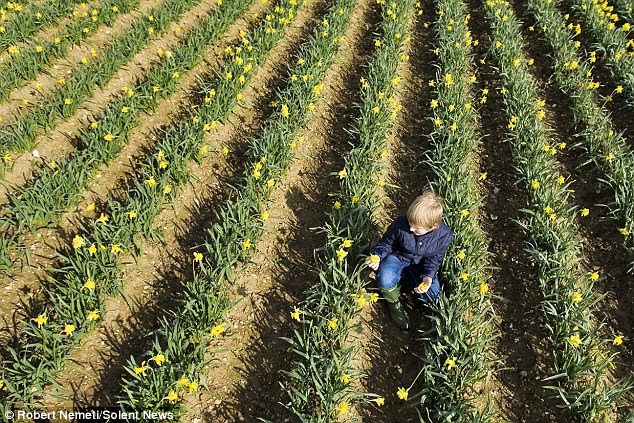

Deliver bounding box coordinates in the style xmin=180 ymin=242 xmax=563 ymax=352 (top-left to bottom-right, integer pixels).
xmin=0 ymin=0 xmax=209 ymax=161
xmin=526 ymin=0 xmax=634 ymax=266
xmin=407 ymin=0 xmax=499 ymax=419
xmin=0 ymin=0 xmax=257 ymax=410
xmin=612 ymin=0 xmax=634 ymax=22
xmin=568 ymin=0 xmax=634 ymax=105
xmin=483 ymin=0 xmax=632 ymax=419
xmin=0 ymin=0 xmax=139 ymax=104
xmin=0 ymin=0 xmax=252 ymax=272
xmin=0 ymin=0 xmax=83 ymax=52
xmin=115 ymin=0 xmax=359 ymax=417
xmin=279 ymin=0 xmax=415 ymax=420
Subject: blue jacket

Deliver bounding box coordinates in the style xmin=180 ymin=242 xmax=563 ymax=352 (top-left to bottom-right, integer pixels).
xmin=370 ymin=214 xmax=454 ymax=280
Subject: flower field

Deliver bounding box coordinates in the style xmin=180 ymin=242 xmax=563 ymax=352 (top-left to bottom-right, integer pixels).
xmin=0 ymin=0 xmax=632 ymax=421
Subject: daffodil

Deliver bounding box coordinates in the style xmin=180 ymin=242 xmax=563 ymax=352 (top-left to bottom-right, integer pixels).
xmin=165 ymin=390 xmax=178 ymax=402
xmin=64 ymin=324 xmax=76 ymax=335
xmin=328 ymin=319 xmax=338 ymax=330
xmin=357 ymin=295 xmax=367 ymax=307
xmin=338 ymin=402 xmax=349 ymax=415
xmin=568 ymin=333 xmax=582 ymax=347
xmin=444 ymin=356 xmax=457 ymax=369
xmin=83 ymin=279 xmax=96 ymax=291
xmin=396 ymin=387 xmax=408 ymax=400
xmin=336 ymin=249 xmax=348 ymax=261
xmin=153 ymin=353 xmax=166 ymax=366
xmin=87 ymin=310 xmax=100 ymax=321
xmin=613 ymin=335 xmax=624 ymax=345
xmin=134 ymin=361 xmax=150 ymax=375
xmin=176 ymin=375 xmax=190 ymax=387
xmin=374 ymin=397 xmax=385 ymax=406
xmin=290 ymin=306 xmax=301 ymax=322
xmin=72 ymin=235 xmax=85 ymax=249
xmin=188 ymin=381 xmax=198 ymax=393
xmin=34 ymin=314 xmax=47 ymax=328
xmin=210 ymin=323 xmax=225 ymax=337
xmin=194 ymin=252 xmax=203 ymax=262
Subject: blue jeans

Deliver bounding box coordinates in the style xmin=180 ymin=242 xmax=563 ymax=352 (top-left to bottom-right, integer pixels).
xmin=375 ymin=254 xmax=441 ymax=305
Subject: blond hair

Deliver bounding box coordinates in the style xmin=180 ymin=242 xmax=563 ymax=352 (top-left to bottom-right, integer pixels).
xmin=407 ymin=190 xmax=443 ymax=229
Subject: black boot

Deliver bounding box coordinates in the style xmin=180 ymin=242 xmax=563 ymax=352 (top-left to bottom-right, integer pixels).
xmin=381 ymin=285 xmax=409 ymax=330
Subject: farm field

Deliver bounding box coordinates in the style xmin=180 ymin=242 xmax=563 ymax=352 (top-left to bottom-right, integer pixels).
xmin=0 ymin=0 xmax=632 ymax=421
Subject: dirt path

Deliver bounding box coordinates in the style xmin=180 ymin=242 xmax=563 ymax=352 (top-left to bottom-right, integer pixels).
xmin=177 ymin=0 xmax=381 ymax=421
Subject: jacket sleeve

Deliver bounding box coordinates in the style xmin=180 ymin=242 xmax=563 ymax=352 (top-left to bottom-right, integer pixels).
xmin=370 ymin=217 xmax=401 ymax=261
xmin=421 ymin=233 xmax=453 ymax=280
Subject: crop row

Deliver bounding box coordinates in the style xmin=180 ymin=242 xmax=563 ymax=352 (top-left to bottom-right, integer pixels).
xmin=279 ymin=0 xmax=414 ymax=420
xmin=406 ymin=0 xmax=498 ymax=420
xmin=117 ymin=0 xmax=358 ymax=415
xmin=568 ymin=0 xmax=634 ymax=105
xmin=0 ymin=0 xmax=84 ymax=52
xmin=0 ymin=0 xmax=255 ymax=409
xmin=0 ymin=0 xmax=140 ymax=104
xmin=483 ymin=0 xmax=632 ymax=418
xmin=527 ymin=0 xmax=634 ymax=265
xmin=0 ymin=0 xmax=233 ymax=273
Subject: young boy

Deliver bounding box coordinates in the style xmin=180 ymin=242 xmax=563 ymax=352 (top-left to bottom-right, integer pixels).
xmin=365 ymin=190 xmax=454 ymax=330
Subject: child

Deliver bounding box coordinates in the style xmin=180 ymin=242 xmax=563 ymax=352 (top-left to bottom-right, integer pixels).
xmin=365 ymin=190 xmax=454 ymax=330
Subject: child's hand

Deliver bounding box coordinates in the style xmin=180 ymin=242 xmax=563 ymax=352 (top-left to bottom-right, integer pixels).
xmin=414 ymin=276 xmax=432 ymax=294
xmin=365 ymin=254 xmax=380 ymax=271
